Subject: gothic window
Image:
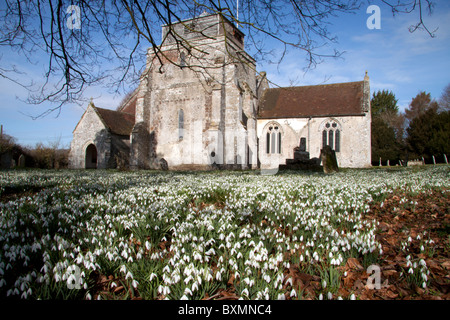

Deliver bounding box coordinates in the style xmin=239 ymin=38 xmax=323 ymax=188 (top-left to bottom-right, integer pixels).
xmin=178 ymin=109 xmax=184 ymax=140
xmin=322 ymin=120 xmax=341 ymax=152
xmin=266 ymin=124 xmax=281 ymax=154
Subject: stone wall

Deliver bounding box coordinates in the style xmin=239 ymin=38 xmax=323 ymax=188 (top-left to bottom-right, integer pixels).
xmin=69 ymin=105 xmax=112 ymax=169
xmin=257 ymin=115 xmax=371 ymax=168
xmin=131 ymin=14 xmax=258 ymax=170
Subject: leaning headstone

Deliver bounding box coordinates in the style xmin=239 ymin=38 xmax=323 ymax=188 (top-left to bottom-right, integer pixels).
xmin=320 ymin=145 xmax=339 ymax=174
xmin=18 ymin=154 xmax=26 ymax=168
xmin=159 ymin=158 xmax=169 ymax=171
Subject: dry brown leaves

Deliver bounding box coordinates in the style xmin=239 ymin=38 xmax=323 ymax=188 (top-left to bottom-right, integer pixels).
xmin=344 ymin=188 xmax=450 ymax=300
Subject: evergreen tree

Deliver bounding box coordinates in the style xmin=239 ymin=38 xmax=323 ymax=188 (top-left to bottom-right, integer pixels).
xmin=370 ymin=90 xmax=404 ymax=163
xmin=407 ymin=108 xmax=450 ymax=162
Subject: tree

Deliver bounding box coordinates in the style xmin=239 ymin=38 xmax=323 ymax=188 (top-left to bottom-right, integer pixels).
xmin=0 ymin=0 xmax=437 ymax=117
xmin=404 ymin=91 xmax=439 ymax=122
xmin=406 ymin=108 xmax=450 ymax=162
xmin=371 ymin=89 xmax=399 ymax=116
xmin=438 ymin=83 xmax=450 ymax=112
xmin=371 ymin=116 xmax=401 ymax=164
xmin=370 ymin=89 xmax=405 ymax=163
xmin=0 ymin=132 xmax=16 ymax=154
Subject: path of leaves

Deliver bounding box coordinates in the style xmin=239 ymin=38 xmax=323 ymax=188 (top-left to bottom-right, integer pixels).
xmin=356 ymin=189 xmax=450 ymax=300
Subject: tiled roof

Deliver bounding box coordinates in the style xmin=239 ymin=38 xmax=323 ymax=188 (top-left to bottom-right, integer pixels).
xmin=258 ymin=81 xmax=366 ymax=119
xmin=94 ymin=107 xmax=135 ymax=136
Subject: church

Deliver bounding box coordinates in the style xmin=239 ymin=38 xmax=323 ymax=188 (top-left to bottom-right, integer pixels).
xmin=68 ymin=13 xmax=371 ymax=171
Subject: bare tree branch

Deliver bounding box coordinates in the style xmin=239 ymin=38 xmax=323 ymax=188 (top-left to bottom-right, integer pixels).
xmin=0 ymin=0 xmax=437 ymax=118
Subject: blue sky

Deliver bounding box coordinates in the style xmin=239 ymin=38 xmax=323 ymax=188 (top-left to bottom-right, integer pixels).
xmin=0 ymin=1 xmax=449 ymax=148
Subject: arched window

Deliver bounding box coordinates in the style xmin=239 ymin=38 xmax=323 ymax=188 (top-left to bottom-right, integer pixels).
xmin=265 ymin=124 xmax=281 ymax=154
xmin=178 ymin=109 xmax=184 ymax=140
xmin=322 ymin=120 xmax=341 ymax=152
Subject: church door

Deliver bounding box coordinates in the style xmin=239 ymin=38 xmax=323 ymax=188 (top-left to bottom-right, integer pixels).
xmin=85 ymin=144 xmax=98 ymax=169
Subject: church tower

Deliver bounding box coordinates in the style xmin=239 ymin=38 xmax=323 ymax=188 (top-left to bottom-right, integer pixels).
xmin=130 ymin=13 xmax=259 ymax=170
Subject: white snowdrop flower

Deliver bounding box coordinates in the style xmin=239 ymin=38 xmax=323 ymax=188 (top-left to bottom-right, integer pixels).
xmin=319 ymin=293 xmax=323 ymax=300
xmin=125 ymin=271 xmax=133 ymax=280
xmin=290 ymin=289 xmax=297 ymax=298
xmin=327 ymin=292 xmax=333 ymax=300
xmin=131 ymin=279 xmax=138 ymax=289
xmin=286 ymin=277 xmax=293 ymax=286
xmin=180 ymin=295 xmax=189 ymax=300
xmin=422 ymin=282 xmax=427 ymax=289
xmin=278 ymin=293 xmax=286 ymax=300
xmin=322 ymin=280 xmax=327 ymax=289
xmin=350 ymin=293 xmax=356 ymax=300
xmin=241 ymin=288 xmax=249 ymax=297
xmin=408 ymin=268 xmax=414 ymax=274
xmin=85 ymin=292 xmax=92 ymax=300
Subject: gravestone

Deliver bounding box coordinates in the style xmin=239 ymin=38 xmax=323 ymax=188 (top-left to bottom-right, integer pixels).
xmin=320 ymin=145 xmax=339 ymax=174
xmin=280 ymin=137 xmax=321 ymax=171
xmin=18 ymin=154 xmax=26 ymax=168
xmin=293 ymin=137 xmax=310 ymax=161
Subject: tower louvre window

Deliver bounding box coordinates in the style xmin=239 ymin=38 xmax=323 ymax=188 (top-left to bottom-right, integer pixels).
xmin=178 ymin=109 xmax=184 ymax=140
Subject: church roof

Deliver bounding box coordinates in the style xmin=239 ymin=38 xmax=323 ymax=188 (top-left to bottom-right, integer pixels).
xmin=93 ymin=107 xmax=135 ymax=136
xmin=258 ymin=81 xmax=367 ymax=119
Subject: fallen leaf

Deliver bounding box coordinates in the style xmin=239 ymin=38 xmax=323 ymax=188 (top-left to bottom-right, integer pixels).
xmin=382 ymin=269 xmax=398 ymax=277
xmin=346 ymin=257 xmax=364 ymax=271
xmin=441 ymin=261 xmax=450 ymax=270
xmin=385 ymin=290 xmax=398 ymax=299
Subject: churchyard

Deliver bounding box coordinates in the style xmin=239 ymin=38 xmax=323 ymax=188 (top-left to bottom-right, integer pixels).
xmin=0 ymin=165 xmax=448 ymax=300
